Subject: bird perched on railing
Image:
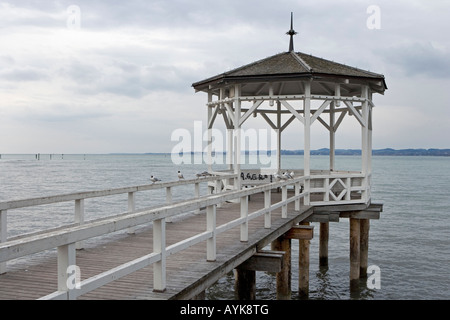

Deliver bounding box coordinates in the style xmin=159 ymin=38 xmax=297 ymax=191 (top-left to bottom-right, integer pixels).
xmin=150 ymin=176 xmax=162 ymax=184
xmin=177 ymin=171 xmax=185 ymax=180
xmin=196 ymin=171 xmax=212 ymax=178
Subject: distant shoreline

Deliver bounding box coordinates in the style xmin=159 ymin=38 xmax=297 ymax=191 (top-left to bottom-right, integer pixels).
xmin=2 ymin=149 xmax=449 ymax=157
xmin=137 ymin=148 xmax=450 ymax=156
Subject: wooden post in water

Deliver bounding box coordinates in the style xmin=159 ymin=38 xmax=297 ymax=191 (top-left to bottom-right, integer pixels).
xmin=271 ymin=236 xmax=291 ymax=300
xmin=349 ymin=218 xmax=361 ymax=291
xmin=360 ymin=219 xmax=370 ymax=278
xmin=319 ymin=222 xmax=329 ymax=267
xmin=298 ymin=222 xmax=311 ymax=299
xmin=234 ymin=268 xmax=256 ymax=300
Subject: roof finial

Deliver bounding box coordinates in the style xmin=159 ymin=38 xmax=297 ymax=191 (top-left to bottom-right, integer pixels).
xmin=286 ymin=12 xmax=297 ymax=52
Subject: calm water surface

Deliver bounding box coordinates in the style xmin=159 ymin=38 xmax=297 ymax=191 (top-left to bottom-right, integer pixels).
xmin=0 ymin=154 xmax=449 ymax=300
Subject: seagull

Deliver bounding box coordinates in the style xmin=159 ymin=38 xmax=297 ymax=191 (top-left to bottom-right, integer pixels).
xmin=196 ymin=171 xmax=212 ymax=178
xmin=150 ymin=175 xmax=161 ymax=184
xmin=283 ymin=172 xmax=292 ymax=180
xmin=177 ymin=171 xmax=185 ymax=180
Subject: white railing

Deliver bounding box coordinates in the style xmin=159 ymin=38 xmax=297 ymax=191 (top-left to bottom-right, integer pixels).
xmin=0 ymin=175 xmax=307 ymax=300
xmin=238 ymin=169 xmax=370 ymax=206
xmin=0 ymin=174 xmax=236 ymax=273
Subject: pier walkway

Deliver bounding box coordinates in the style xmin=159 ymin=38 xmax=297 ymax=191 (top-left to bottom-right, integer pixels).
xmin=0 ymin=172 xmax=380 ymax=300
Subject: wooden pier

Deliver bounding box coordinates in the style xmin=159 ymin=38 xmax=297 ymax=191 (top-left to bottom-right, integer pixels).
xmin=0 ymin=15 xmax=387 ymax=300
xmin=0 ymin=173 xmax=382 ymax=300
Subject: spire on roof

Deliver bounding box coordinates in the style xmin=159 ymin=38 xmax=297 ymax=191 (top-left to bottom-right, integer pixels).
xmin=286 ymin=12 xmax=297 ymax=52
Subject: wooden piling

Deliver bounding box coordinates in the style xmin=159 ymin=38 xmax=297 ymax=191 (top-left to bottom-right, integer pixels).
xmin=349 ymin=218 xmax=360 ymax=291
xmin=234 ymin=269 xmax=256 ymax=300
xmin=319 ymin=222 xmax=329 ymax=267
xmin=271 ymin=236 xmax=291 ymax=300
xmin=298 ymin=222 xmax=310 ymax=299
xmin=360 ymin=219 xmax=370 ymax=278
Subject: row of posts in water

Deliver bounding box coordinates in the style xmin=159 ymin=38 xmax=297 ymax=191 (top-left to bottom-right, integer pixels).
xmin=0 ymin=154 xmax=86 ymax=160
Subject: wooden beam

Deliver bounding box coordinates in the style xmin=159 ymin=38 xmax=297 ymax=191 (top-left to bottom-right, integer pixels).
xmin=239 ymin=100 xmax=263 ymax=126
xmin=237 ymin=250 xmax=285 ymax=273
xmin=340 ymin=210 xmax=380 ymax=220
xmin=280 ymin=100 xmax=305 ymax=125
xmin=305 ymin=212 xmax=339 ymax=223
xmin=310 ymin=100 xmax=331 ymax=124
xmin=284 ymin=225 xmax=314 ymax=240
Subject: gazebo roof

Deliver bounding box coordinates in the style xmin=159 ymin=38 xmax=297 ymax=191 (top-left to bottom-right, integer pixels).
xmin=192 ymin=51 xmax=387 ymax=95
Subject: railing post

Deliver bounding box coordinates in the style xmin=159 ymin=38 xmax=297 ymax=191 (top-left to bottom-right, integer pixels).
xmin=206 ymin=204 xmax=216 ymax=262
xmin=346 ymin=177 xmax=352 ymax=201
xmin=153 ymin=218 xmax=166 ymax=292
xmin=127 ymin=192 xmax=136 ymax=234
xmin=194 ymin=182 xmax=200 ymax=213
xmin=240 ymin=196 xmax=248 ymax=242
xmin=294 ymin=181 xmax=300 ymax=211
xmin=74 ymin=200 xmax=84 ymax=250
xmin=57 ymin=243 xmax=77 ymax=300
xmin=282 ymin=185 xmax=287 ymax=218
xmin=166 ymin=187 xmax=173 ymax=223
xmin=215 ymin=179 xmax=222 ymax=208
xmin=0 ymin=210 xmax=7 ymax=274
xmin=264 ymin=189 xmax=271 ymax=228
xmin=324 ymin=178 xmax=330 ymax=202
xmin=304 ymin=177 xmax=311 ymax=206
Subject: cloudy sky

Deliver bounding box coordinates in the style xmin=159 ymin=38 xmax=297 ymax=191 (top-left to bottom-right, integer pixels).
xmin=1 ymin=0 xmax=449 ymax=154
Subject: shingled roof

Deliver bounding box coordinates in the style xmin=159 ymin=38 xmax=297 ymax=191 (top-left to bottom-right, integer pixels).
xmin=192 ymin=51 xmax=387 ymax=94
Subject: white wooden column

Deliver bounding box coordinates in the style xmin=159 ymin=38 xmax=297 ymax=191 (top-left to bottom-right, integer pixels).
xmin=277 ymin=101 xmax=282 ymax=173
xmin=127 ymin=192 xmax=136 ymax=234
xmin=234 ymin=84 xmax=242 ymax=190
xmin=207 ymin=91 xmax=214 ymax=172
xmin=330 ymin=84 xmax=340 ymax=171
xmin=153 ymin=218 xmax=166 ymax=292
xmin=206 ymin=204 xmax=216 ymax=261
xmin=57 ymin=243 xmax=77 ymax=299
xmin=361 ymin=85 xmax=370 ymax=203
xmin=240 ymin=195 xmax=248 ymax=242
xmin=0 ymin=210 xmax=6 ymax=274
xmin=304 ymin=81 xmax=311 ymax=205
xmin=74 ymin=199 xmax=84 ymax=250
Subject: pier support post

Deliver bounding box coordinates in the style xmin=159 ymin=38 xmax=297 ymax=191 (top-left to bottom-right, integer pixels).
xmin=349 ymin=218 xmax=361 ymax=291
xmin=271 ymin=236 xmax=291 ymax=300
xmin=360 ymin=219 xmax=370 ymax=278
xmin=319 ymin=222 xmax=329 ymax=267
xmin=298 ymin=222 xmax=311 ymax=299
xmin=234 ymin=269 xmax=256 ymax=300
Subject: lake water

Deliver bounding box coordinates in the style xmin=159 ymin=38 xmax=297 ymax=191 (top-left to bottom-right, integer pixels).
xmin=0 ymin=154 xmax=449 ymax=300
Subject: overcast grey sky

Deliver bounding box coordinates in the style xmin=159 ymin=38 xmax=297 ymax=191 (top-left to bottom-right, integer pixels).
xmin=1 ymin=0 xmax=449 ymax=153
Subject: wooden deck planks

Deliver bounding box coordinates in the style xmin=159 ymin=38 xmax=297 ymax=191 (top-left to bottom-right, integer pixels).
xmin=0 ymin=191 xmax=312 ymax=300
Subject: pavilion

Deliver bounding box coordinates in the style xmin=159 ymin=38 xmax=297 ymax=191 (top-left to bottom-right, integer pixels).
xmin=192 ymin=13 xmax=387 ymax=207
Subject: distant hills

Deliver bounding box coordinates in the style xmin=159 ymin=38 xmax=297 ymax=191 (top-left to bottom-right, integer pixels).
xmin=143 ymin=148 xmax=450 ymax=156
xmin=280 ymin=148 xmax=450 ymax=156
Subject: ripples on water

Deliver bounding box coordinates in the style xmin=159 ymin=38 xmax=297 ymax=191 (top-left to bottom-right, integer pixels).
xmin=1 ymin=154 xmax=449 ymax=300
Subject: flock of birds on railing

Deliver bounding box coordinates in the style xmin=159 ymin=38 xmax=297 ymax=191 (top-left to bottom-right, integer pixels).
xmin=150 ymin=171 xmax=213 ymax=184
xmin=150 ymin=171 xmax=298 ymax=184
xmin=274 ymin=171 xmax=296 ymax=181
